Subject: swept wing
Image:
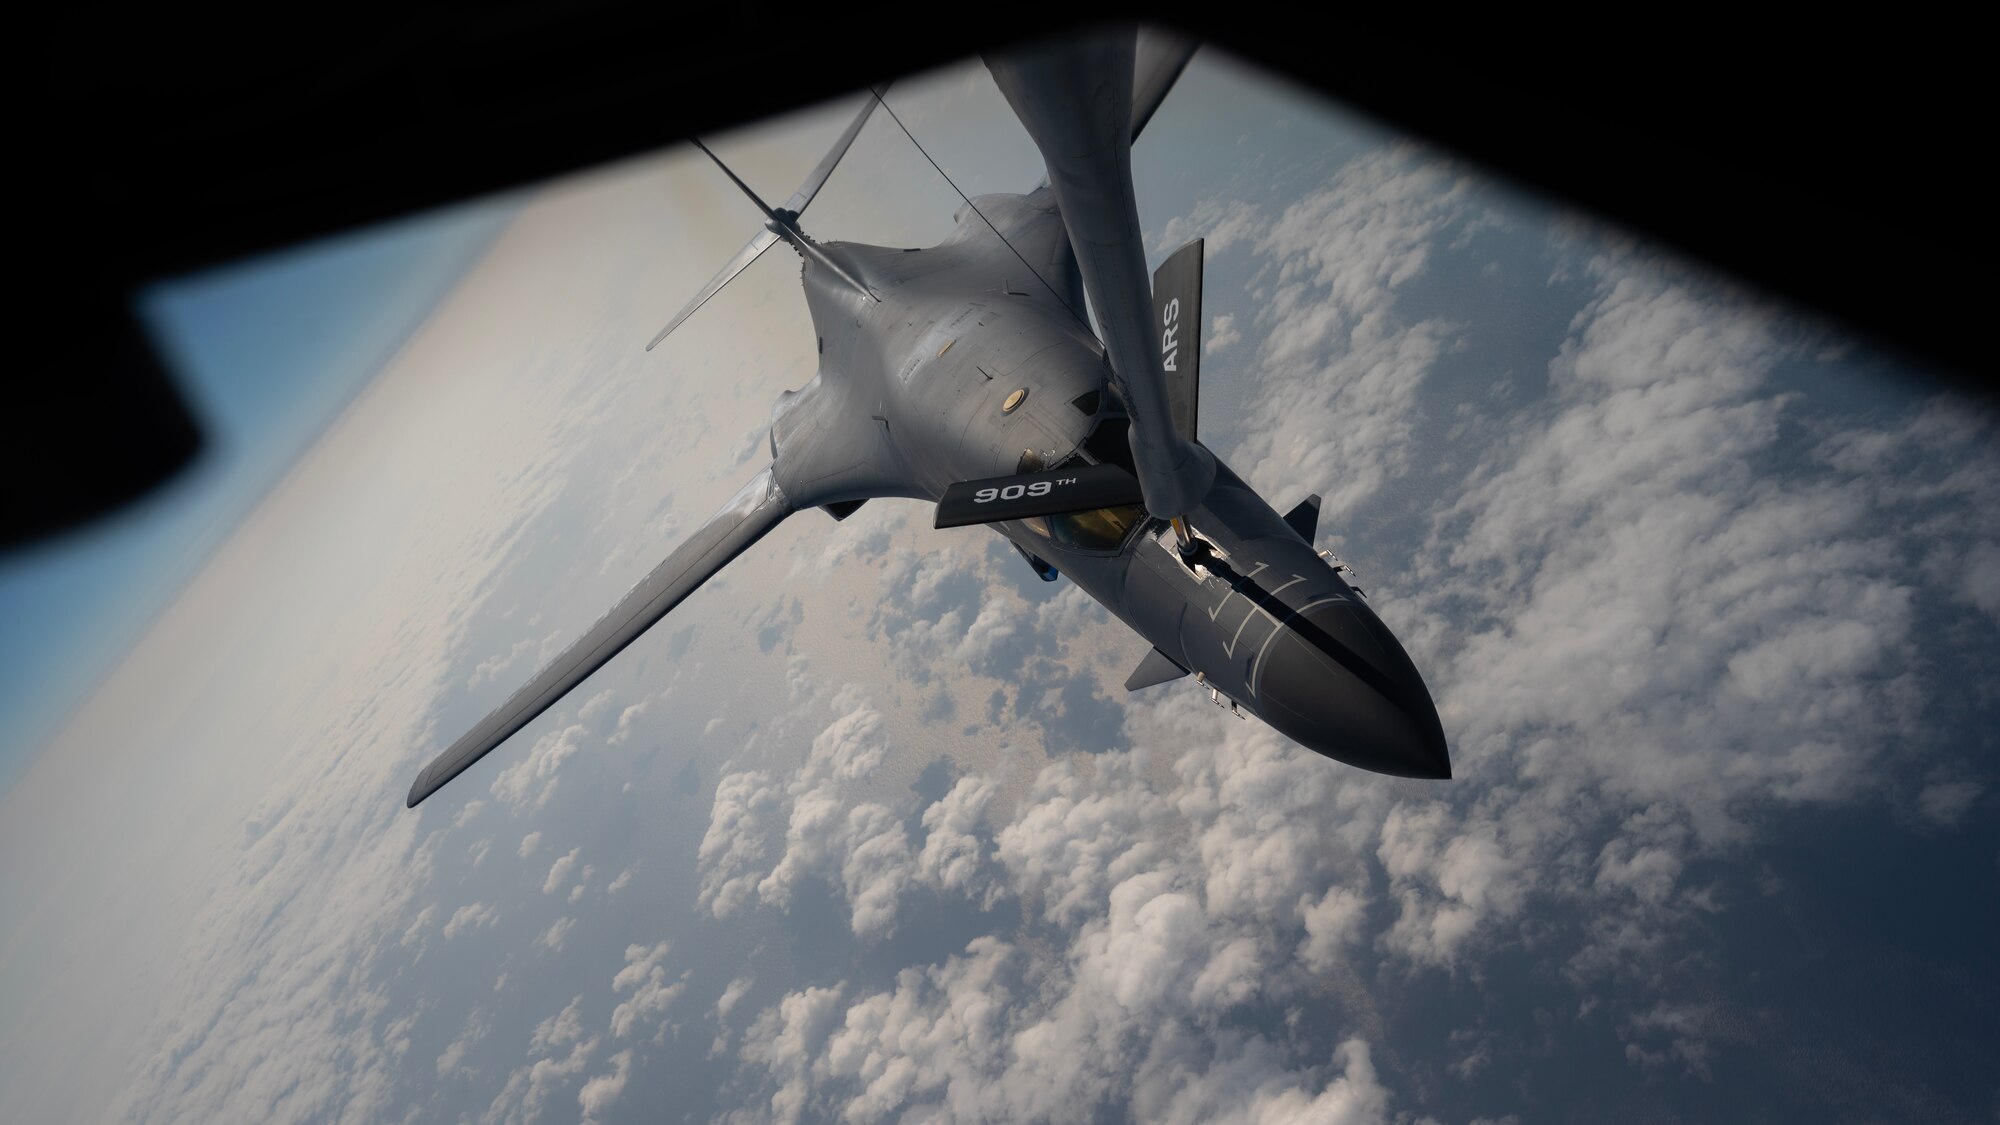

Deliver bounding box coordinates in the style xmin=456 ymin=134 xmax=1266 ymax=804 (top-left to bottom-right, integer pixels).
xmin=407 ymin=470 xmax=793 ymax=807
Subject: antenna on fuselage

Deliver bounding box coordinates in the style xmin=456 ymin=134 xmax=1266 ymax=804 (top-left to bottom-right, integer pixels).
xmin=646 ymin=87 xmax=886 ymax=352
xmin=865 ymin=86 xmax=1089 ymax=333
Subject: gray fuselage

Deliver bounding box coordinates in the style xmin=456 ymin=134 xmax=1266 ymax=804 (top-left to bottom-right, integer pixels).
xmin=403 ymin=34 xmax=1447 ymax=813
xmin=769 ymin=187 xmax=1449 ymax=778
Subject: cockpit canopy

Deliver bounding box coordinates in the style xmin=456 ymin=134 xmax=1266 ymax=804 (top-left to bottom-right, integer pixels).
xmin=1021 ymin=505 xmax=1146 ymax=552
xmin=1017 ymin=412 xmax=1151 ymax=553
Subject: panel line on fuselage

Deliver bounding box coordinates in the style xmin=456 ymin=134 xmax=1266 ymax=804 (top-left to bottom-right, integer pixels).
xmin=1228 ymin=573 xmax=1309 ymax=658
xmin=1247 ymin=594 xmax=1351 ymax=703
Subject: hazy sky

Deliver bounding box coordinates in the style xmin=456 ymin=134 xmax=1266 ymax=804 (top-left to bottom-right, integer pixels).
xmin=0 ymin=201 xmax=514 ymax=786
xmin=2 ymin=38 xmax=1995 ymax=1125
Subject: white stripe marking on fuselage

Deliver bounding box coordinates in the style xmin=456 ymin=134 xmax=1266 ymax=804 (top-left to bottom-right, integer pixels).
xmin=1248 ymin=594 xmax=1351 ymax=702
xmin=1224 ymin=573 xmax=1308 ymax=658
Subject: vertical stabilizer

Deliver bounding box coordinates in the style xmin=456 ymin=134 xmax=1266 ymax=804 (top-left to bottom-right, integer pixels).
xmin=1283 ymin=495 xmax=1321 ymax=542
xmin=1152 ymin=237 xmax=1203 ymax=442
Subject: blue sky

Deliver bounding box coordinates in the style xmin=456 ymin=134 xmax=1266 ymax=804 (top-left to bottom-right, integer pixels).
xmin=0 ymin=198 xmax=517 ymax=788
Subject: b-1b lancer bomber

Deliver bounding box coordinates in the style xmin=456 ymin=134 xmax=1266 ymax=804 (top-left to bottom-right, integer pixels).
xmin=407 ymin=27 xmax=1451 ymax=810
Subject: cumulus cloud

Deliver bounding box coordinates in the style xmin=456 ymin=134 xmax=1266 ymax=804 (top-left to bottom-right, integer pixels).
xmin=543 ymin=847 xmax=582 ymax=895
xmin=917 ymin=775 xmax=1001 ymax=907
xmin=699 ymin=769 xmax=783 ymax=918
xmin=862 ymin=547 xmax=990 ymax=684
xmin=732 ymin=924 xmax=1399 ymax=1125
xmin=444 ymin=902 xmax=500 ymax=938
xmin=717 ymin=976 xmax=754 ymax=1021
xmin=712 ymin=976 xmax=758 ymax=1057
xmin=1959 ymin=540 xmax=2000 ymax=621
xmin=734 ymin=985 xmax=846 ymax=1124
xmin=1916 ymin=774 xmax=1983 ymax=828
xmin=490 ymin=723 xmax=588 ymax=813
xmin=1210 ymin=144 xmax=1472 ymax=522
xmin=611 ymin=941 xmax=685 ymax=1041
xmin=995 ymin=749 xmax=1177 ymax=928
xmin=468 ymin=637 xmax=536 ymax=689
xmin=487 ymin=996 xmax=599 ymax=1125
xmin=1620 ymin=1003 xmax=1717 ymax=1079
xmin=578 ymin=1049 xmax=633 ymax=1124
xmin=802 ymin=686 xmax=892 ymax=782
xmin=1129 ymin=1036 xmax=1391 ymax=1125
xmin=539 ymin=916 xmax=577 ymax=952
xmin=577 ymin=688 xmax=616 ymax=725
xmin=797 ymin=501 xmax=905 ymax=576
xmin=698 ymin=688 xmax=926 ymax=938
xmin=1338 ymin=238 xmax=1988 ymax=990
xmin=1377 ymin=806 xmax=1526 ymax=970
xmin=399 ymin=905 xmax=435 ymax=949
xmin=1205 ymin=313 xmax=1241 ymax=356
xmin=607 ymin=697 xmax=653 ymax=744
xmin=957 ymin=599 xmax=1032 ymax=676
xmin=1155 ymin=197 xmax=1264 ymax=258
xmin=756 ymin=790 xmax=913 ymax=937
xmin=720 ymin=704 xmax=1419 ymax=1120
xmin=1297 ymin=886 xmax=1368 ymax=975
xmin=436 ymin=1010 xmax=491 ymax=1076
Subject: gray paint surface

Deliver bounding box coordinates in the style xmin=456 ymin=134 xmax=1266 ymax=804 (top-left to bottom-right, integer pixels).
xmin=409 ymin=28 xmax=1449 ymax=808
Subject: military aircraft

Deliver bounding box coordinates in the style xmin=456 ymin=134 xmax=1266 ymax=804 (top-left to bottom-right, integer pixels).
xmin=407 ymin=27 xmax=1450 ymax=809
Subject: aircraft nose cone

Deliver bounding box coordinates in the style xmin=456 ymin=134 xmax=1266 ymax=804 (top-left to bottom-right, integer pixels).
xmin=1255 ymin=599 xmax=1450 ymax=779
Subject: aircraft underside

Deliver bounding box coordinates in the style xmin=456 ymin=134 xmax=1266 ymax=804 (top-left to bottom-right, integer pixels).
xmin=406 ymin=24 xmax=1448 ymax=811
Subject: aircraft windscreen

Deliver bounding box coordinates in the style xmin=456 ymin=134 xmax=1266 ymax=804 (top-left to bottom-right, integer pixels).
xmin=1047 ymin=504 xmax=1145 ymax=551
xmin=1011 ymin=416 xmax=1151 ymax=552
